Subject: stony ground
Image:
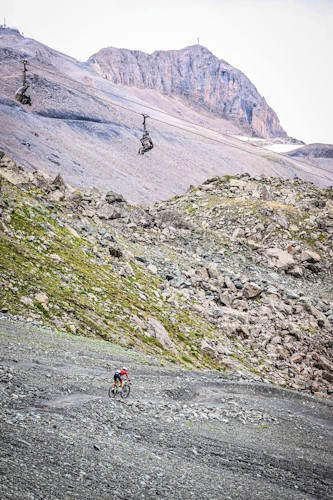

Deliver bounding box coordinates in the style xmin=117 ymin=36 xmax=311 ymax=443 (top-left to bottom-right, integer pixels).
xmin=1 ymin=317 xmax=332 ymax=500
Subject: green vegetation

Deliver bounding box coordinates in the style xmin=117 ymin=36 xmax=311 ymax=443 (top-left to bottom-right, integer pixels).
xmin=0 ymin=180 xmax=221 ymax=371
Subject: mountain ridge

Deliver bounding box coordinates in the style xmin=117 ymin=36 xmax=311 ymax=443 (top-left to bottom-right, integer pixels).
xmin=88 ymin=43 xmax=286 ymax=138
xmin=0 ymin=28 xmax=332 ymax=206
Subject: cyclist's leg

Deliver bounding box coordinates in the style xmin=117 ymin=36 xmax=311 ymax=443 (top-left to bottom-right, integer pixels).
xmin=112 ymin=373 xmax=119 ymax=391
xmin=116 ymin=373 xmax=122 ymax=391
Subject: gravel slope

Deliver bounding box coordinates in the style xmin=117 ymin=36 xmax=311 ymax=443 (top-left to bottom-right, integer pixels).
xmin=1 ymin=317 xmax=332 ymax=499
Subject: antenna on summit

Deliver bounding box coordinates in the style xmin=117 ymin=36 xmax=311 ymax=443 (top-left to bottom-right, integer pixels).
xmin=197 ymin=37 xmax=200 ymax=45
xmin=3 ymin=17 xmax=6 ymax=28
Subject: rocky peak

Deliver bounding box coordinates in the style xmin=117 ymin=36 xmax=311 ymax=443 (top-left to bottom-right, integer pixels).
xmin=89 ymin=44 xmax=286 ymax=138
xmin=0 ymin=26 xmax=22 ymax=36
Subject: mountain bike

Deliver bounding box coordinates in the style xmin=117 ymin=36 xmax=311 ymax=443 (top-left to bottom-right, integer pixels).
xmin=108 ymin=379 xmax=131 ymax=399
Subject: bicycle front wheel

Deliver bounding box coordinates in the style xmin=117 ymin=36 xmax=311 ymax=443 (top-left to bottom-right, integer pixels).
xmin=121 ymin=384 xmax=130 ymax=398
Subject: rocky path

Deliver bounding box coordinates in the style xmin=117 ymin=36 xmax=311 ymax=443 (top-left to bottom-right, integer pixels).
xmin=0 ymin=317 xmax=332 ymax=499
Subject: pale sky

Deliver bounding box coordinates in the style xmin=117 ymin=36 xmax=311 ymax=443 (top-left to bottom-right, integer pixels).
xmin=1 ymin=0 xmax=332 ymax=144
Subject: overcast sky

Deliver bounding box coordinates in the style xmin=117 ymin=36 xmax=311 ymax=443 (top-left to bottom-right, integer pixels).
xmin=1 ymin=0 xmax=332 ymax=144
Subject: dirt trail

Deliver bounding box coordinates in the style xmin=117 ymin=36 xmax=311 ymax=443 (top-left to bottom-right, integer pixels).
xmin=0 ymin=317 xmax=332 ymax=499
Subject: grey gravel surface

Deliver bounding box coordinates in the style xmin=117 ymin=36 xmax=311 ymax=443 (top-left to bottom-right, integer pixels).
xmin=0 ymin=317 xmax=332 ymax=499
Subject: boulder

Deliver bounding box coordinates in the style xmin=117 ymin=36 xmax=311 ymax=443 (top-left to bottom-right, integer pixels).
xmin=147 ymin=264 xmax=158 ymax=275
xmin=109 ymin=243 xmax=122 ymax=258
xmin=266 ymin=248 xmax=295 ymax=270
xmin=146 ymin=317 xmax=178 ymax=355
xmin=315 ymin=356 xmax=333 ymax=373
xmin=200 ymin=338 xmax=217 ymax=359
xmin=20 ymin=296 xmax=34 ymax=307
xmin=267 ymin=285 xmax=279 ymax=295
xmin=232 ymin=228 xmax=245 ymax=239
xmin=290 ymin=353 xmax=303 ymax=364
xmin=35 ymin=292 xmax=48 ymax=305
xmin=242 ymin=282 xmax=262 ymax=299
xmin=97 ymin=203 xmax=128 ymax=220
xmin=218 ymin=291 xmax=232 ymax=307
xmin=262 ymin=185 xmax=271 ymax=201
xmin=288 ymin=266 xmax=303 ymax=278
xmin=121 ymin=262 xmax=134 ymax=277
xmin=303 ymin=303 xmax=332 ymax=330
xmin=50 ymin=173 xmax=67 ymax=192
xmin=49 ymin=189 xmax=65 ymax=202
xmin=229 ymin=179 xmax=247 ymax=188
xmin=0 ymin=154 xmax=29 ymax=187
xmin=220 ymin=307 xmax=248 ymax=323
xmin=206 ymin=262 xmax=219 ymax=279
xmin=66 ymin=190 xmax=83 ymax=207
xmin=68 ymin=323 xmax=76 ymax=334
xmin=105 ymin=191 xmax=126 ymax=204
xmin=300 ymin=250 xmax=321 ymax=263
xmin=30 ymin=169 xmax=53 ymax=190
xmin=49 ymin=254 xmax=62 ymax=263
xmin=273 ymin=212 xmax=289 ymax=230
xmin=65 ymin=225 xmax=80 ymax=239
xmin=224 ymin=276 xmax=237 ymax=292
xmin=83 ymin=188 xmax=102 ymax=203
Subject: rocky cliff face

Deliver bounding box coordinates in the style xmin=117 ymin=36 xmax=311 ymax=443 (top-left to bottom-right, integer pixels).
xmin=89 ymin=45 xmax=286 ymax=139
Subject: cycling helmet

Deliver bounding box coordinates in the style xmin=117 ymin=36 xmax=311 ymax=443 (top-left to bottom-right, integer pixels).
xmin=122 ymin=367 xmax=128 ymax=371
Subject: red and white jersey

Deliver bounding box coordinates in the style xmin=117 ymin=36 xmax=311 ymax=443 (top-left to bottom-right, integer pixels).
xmin=120 ymin=369 xmax=130 ymax=379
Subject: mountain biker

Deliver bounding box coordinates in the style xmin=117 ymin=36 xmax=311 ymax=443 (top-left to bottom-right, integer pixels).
xmin=111 ymin=367 xmax=130 ymax=393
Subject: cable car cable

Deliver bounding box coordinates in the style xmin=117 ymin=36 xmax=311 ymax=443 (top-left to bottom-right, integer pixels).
xmin=0 ymin=60 xmax=332 ymax=181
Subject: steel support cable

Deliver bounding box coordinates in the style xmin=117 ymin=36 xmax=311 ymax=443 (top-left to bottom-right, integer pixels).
xmin=18 ymin=61 xmax=333 ymax=171
xmin=0 ymin=60 xmax=310 ymax=150
xmin=0 ymin=61 xmax=330 ymax=155
xmin=0 ymin=74 xmax=331 ymax=183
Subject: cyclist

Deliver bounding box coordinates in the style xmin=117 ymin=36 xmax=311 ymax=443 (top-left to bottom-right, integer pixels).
xmin=111 ymin=366 xmax=130 ymax=393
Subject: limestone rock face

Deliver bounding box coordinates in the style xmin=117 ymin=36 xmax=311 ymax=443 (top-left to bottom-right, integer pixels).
xmin=89 ymin=45 xmax=286 ymax=138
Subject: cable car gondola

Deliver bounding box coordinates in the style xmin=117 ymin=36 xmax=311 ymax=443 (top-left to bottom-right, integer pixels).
xmin=15 ymin=59 xmax=31 ymax=105
xmin=138 ymin=114 xmax=153 ymax=154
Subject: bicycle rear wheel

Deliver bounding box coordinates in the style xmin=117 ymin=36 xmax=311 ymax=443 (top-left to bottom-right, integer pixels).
xmin=121 ymin=383 xmax=130 ymax=398
xmin=108 ymin=386 xmax=116 ymax=398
